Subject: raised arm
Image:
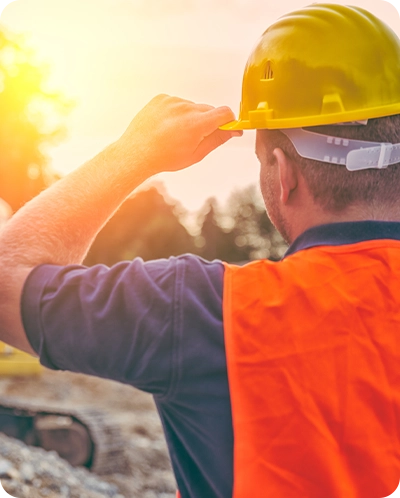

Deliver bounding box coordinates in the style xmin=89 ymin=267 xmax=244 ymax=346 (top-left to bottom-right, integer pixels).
xmin=0 ymin=95 xmax=240 ymax=353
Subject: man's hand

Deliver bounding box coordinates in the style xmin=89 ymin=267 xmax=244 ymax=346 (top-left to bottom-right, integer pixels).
xmin=0 ymin=94 xmax=241 ymax=354
xmin=116 ymin=95 xmax=242 ymax=174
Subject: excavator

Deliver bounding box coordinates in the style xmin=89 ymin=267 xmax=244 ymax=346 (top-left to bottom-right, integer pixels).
xmin=0 ymin=340 xmax=128 ymax=473
xmin=0 ymin=199 xmax=127 ymax=474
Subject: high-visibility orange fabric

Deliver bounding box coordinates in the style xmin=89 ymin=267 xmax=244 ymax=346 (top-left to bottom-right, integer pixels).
xmin=223 ymin=240 xmax=400 ymax=498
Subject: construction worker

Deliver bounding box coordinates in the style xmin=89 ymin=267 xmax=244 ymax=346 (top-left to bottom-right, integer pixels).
xmin=0 ymin=3 xmax=399 ymax=497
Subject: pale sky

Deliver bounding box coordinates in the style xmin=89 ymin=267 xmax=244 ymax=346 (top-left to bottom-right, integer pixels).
xmin=1 ymin=0 xmax=400 ymax=210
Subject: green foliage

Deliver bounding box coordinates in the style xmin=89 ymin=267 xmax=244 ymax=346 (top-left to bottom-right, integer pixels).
xmin=86 ymin=184 xmax=287 ymax=266
xmin=195 ymin=197 xmax=246 ymax=262
xmin=196 ymin=186 xmax=287 ymax=263
xmin=224 ymin=185 xmax=287 ymax=261
xmin=0 ymin=29 xmax=72 ymax=211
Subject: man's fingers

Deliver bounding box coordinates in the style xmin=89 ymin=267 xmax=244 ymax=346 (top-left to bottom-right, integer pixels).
xmin=195 ymin=103 xmax=217 ymax=113
xmin=197 ymin=106 xmax=237 ymax=133
xmin=121 ymin=96 xmax=242 ymax=173
xmin=193 ymin=129 xmax=243 ymax=164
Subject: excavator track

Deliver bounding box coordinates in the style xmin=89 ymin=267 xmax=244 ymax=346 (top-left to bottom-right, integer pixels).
xmin=0 ymin=396 xmax=129 ymax=475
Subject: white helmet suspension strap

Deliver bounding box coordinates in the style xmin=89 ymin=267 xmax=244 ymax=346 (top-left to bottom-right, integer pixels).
xmin=281 ymin=127 xmax=400 ymax=171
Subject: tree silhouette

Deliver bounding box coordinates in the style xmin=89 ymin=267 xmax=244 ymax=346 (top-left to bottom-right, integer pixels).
xmin=85 ymin=184 xmax=288 ymax=267
xmin=85 ymin=187 xmax=196 ymax=266
xmin=0 ymin=29 xmax=72 ymax=211
xmin=196 ymin=186 xmax=287 ymax=263
xmin=197 ymin=197 xmax=248 ymax=262
xmin=224 ymin=185 xmax=287 ymax=261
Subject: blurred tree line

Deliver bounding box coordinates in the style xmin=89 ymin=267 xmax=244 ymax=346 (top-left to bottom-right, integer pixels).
xmin=0 ymin=27 xmax=287 ymax=263
xmin=84 ymin=184 xmax=287 ymax=265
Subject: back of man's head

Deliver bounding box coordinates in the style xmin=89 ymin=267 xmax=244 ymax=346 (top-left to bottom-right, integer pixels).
xmin=260 ymin=115 xmax=400 ymax=214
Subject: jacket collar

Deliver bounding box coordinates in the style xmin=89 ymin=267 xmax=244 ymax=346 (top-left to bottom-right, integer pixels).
xmin=285 ymin=221 xmax=400 ymax=258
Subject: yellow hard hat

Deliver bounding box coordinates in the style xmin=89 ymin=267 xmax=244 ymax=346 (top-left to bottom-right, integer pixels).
xmin=222 ymin=4 xmax=400 ymax=130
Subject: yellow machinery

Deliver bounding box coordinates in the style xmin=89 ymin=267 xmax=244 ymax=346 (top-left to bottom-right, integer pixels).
xmin=0 ymin=342 xmax=128 ymax=473
xmin=0 ymin=342 xmax=42 ymax=375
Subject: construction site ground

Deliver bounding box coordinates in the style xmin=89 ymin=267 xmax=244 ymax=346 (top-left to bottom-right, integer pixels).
xmin=0 ymin=369 xmax=176 ymax=497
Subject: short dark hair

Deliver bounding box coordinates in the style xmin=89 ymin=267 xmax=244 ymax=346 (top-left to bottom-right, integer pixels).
xmin=260 ymin=114 xmax=400 ymax=212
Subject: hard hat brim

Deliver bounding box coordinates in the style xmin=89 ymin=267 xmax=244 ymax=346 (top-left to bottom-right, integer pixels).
xmin=220 ymin=103 xmax=400 ymax=131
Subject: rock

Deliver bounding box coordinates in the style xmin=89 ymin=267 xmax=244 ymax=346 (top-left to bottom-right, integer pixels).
xmin=0 ymin=433 xmax=122 ymax=497
xmin=20 ymin=462 xmax=35 ymax=482
xmin=60 ymin=484 xmax=70 ymax=496
xmin=0 ymin=371 xmax=177 ymax=497
xmin=0 ymin=458 xmax=14 ymax=477
xmin=32 ymin=478 xmax=42 ymax=488
xmin=21 ymin=484 xmax=30 ymax=496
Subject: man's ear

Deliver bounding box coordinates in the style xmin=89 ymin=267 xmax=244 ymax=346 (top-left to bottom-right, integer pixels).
xmin=273 ymin=148 xmax=298 ymax=204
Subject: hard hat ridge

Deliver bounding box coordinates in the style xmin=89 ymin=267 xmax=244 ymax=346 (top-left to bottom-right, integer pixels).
xmin=222 ymin=3 xmax=400 ymax=131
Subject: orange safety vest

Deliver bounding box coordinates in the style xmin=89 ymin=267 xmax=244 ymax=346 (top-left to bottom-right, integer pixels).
xmin=223 ymin=240 xmax=400 ymax=498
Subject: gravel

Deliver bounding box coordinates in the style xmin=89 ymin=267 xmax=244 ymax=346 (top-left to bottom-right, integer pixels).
xmin=0 ymin=371 xmax=177 ymax=498
xmin=0 ymin=433 xmax=123 ymax=498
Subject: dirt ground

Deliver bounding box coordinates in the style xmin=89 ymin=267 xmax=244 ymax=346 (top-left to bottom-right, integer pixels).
xmin=0 ymin=369 xmax=176 ymax=497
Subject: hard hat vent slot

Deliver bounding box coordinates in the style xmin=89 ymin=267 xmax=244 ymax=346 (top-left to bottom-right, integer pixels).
xmin=264 ymin=61 xmax=274 ymax=80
